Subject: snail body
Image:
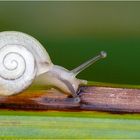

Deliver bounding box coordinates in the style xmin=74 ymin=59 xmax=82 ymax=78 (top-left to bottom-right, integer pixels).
xmin=0 ymin=31 xmax=107 ymax=99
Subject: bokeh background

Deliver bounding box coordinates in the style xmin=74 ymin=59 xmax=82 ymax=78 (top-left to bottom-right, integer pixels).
xmin=0 ymin=1 xmax=140 ymax=85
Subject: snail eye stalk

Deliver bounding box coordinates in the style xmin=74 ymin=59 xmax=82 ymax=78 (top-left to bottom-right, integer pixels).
xmin=71 ymin=51 xmax=107 ymax=76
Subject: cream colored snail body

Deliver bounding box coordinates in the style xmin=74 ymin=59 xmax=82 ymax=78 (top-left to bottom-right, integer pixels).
xmin=0 ymin=31 xmax=107 ymax=101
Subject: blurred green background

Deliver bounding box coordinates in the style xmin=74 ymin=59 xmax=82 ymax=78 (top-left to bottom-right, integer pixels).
xmin=0 ymin=1 xmax=140 ymax=85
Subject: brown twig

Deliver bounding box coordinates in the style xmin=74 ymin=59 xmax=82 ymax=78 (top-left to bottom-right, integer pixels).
xmin=0 ymin=86 xmax=140 ymax=113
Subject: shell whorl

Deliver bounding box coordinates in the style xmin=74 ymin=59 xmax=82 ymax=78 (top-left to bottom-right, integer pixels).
xmin=0 ymin=31 xmax=52 ymax=95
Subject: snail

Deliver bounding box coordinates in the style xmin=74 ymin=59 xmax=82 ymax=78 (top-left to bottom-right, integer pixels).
xmin=0 ymin=31 xmax=107 ymax=102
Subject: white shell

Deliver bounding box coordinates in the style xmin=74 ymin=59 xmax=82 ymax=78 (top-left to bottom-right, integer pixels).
xmin=0 ymin=31 xmax=53 ymax=95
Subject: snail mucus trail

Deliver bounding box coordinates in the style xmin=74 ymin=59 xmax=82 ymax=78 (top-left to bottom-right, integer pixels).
xmin=0 ymin=31 xmax=107 ymax=103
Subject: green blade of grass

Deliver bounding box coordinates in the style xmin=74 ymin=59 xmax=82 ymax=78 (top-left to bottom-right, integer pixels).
xmin=0 ymin=110 xmax=140 ymax=139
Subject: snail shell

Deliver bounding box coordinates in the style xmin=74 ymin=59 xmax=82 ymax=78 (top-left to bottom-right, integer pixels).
xmin=0 ymin=31 xmax=53 ymax=95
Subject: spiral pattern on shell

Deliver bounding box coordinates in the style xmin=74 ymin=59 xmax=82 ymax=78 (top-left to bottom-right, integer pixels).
xmin=0 ymin=31 xmax=53 ymax=96
xmin=0 ymin=44 xmax=36 ymax=95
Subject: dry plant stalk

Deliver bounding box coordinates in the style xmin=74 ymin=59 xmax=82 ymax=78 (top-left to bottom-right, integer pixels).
xmin=0 ymin=85 xmax=140 ymax=113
